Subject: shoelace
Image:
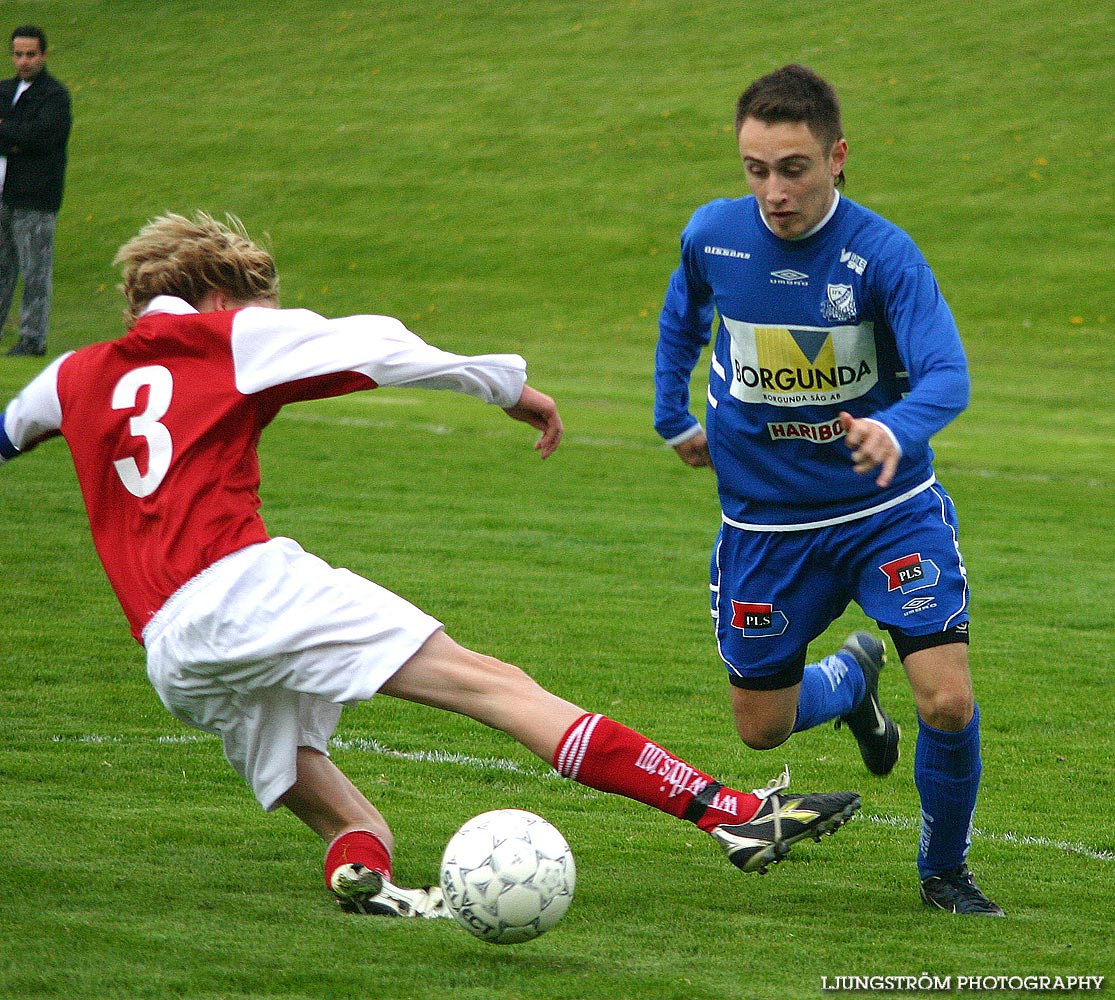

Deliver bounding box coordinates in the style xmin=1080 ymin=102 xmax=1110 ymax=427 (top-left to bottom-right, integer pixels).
xmin=752 ymin=766 xmax=791 ymax=801
xmin=750 ymin=767 xmax=792 ymax=846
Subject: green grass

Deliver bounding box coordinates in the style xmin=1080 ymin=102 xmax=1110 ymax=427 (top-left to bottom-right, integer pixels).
xmin=1 ymin=1 xmax=1113 ymax=998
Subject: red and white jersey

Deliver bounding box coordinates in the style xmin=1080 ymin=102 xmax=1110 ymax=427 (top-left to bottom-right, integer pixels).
xmin=0 ymin=296 xmax=527 ymax=641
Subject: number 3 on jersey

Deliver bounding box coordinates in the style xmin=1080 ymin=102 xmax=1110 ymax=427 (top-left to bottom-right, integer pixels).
xmin=112 ymin=365 xmax=174 ymax=498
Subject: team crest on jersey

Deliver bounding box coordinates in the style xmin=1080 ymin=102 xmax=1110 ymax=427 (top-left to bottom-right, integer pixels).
xmin=730 ymin=601 xmax=789 ymax=637
xmin=822 ymin=283 xmax=857 ymax=322
xmin=879 ymin=553 xmax=941 ymax=594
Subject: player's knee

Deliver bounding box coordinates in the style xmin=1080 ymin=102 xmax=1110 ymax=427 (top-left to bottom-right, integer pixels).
xmin=731 ymin=685 xmax=797 ymax=750
xmin=917 ymin=686 xmax=974 ymax=732
xmin=733 ymin=717 xmax=792 ymax=751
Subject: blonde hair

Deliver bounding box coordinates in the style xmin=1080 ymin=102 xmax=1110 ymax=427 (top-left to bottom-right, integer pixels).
xmin=113 ymin=211 xmax=280 ymax=325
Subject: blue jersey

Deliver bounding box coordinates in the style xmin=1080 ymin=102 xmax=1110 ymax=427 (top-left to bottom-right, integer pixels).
xmin=655 ymin=193 xmax=969 ymax=528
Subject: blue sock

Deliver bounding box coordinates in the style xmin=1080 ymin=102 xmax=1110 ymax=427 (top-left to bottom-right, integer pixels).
xmin=915 ymin=704 xmax=982 ymax=879
xmin=792 ymin=650 xmax=867 ymax=733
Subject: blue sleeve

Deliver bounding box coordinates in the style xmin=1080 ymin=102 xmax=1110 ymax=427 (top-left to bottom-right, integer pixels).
xmin=0 ymin=407 xmax=20 ymax=461
xmin=654 ymin=230 xmax=715 ymax=441
xmin=872 ymin=262 xmax=970 ymax=454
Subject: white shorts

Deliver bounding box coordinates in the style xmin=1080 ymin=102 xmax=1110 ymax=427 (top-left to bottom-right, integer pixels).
xmin=142 ymin=537 xmax=442 ymax=810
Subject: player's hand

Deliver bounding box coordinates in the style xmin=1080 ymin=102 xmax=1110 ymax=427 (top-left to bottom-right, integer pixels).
xmin=504 ymin=385 xmax=563 ymax=459
xmin=674 ymin=429 xmax=713 ymax=468
xmin=839 ymin=411 xmax=899 ymax=487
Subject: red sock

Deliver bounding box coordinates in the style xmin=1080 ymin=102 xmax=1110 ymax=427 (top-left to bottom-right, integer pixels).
xmin=324 ymin=830 xmax=391 ymax=890
xmin=553 ymin=713 xmax=760 ymax=831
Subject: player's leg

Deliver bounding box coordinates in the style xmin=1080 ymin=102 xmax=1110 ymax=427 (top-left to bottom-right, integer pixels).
xmin=382 ymin=628 xmax=861 ymax=873
xmin=792 ymin=523 xmax=903 ymax=775
xmin=382 ymin=628 xmax=759 ymax=830
xmin=278 ymin=745 xmax=392 ymax=844
xmin=860 ymin=485 xmax=1001 ymax=914
xmin=729 ymin=684 xmax=801 ymax=749
xmin=206 ymin=682 xmax=446 ymax=916
xmin=714 ymin=524 xmax=875 ymax=753
xmin=217 ymin=682 xmax=449 ymax=918
xmin=277 ymin=745 xmax=449 ymax=917
xmin=902 ymin=637 xmax=974 ymax=732
xmin=142 ymin=541 xmax=454 ymax=917
xmin=729 ymin=637 xmax=885 ymax=753
xmin=898 ymin=636 xmax=1002 ymax=915
xmin=381 ymin=628 xmax=581 ymax=754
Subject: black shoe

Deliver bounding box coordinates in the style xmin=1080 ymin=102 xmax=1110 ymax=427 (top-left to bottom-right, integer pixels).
xmin=710 ymin=768 xmax=861 ymax=874
xmin=835 ymin=632 xmax=900 ymax=776
xmin=920 ymin=864 xmax=1005 ymax=916
xmin=6 ymin=338 xmax=45 ymax=356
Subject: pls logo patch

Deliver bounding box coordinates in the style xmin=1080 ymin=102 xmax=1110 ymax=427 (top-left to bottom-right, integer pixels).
xmin=730 ymin=601 xmax=789 ymax=637
xmin=880 ymin=553 xmax=940 ymax=594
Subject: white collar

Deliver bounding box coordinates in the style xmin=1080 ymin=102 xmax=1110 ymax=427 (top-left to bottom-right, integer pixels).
xmin=141 ymin=295 xmax=199 ymax=317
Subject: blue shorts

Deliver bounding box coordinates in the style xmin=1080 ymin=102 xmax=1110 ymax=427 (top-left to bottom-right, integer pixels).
xmin=711 ymin=484 xmax=969 ymax=690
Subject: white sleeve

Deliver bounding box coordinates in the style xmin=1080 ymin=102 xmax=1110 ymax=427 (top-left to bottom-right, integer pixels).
xmin=230 ymin=307 xmax=528 ymax=408
xmin=0 ymin=353 xmax=70 ymax=463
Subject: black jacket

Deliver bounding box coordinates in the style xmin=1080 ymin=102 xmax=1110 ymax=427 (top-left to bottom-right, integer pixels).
xmin=0 ymin=68 xmax=72 ymax=212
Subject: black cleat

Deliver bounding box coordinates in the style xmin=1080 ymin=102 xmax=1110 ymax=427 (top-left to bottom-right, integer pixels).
xmin=920 ymin=864 xmax=1005 ymax=916
xmin=710 ymin=769 xmax=861 ymax=874
xmin=835 ymin=632 xmax=900 ymax=777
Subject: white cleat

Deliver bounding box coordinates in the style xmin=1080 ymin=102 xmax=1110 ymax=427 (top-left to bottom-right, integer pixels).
xmin=331 ymin=862 xmax=452 ymax=917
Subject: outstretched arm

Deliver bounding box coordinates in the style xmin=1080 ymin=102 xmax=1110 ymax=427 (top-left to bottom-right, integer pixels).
xmin=503 ymin=385 xmax=563 ymax=459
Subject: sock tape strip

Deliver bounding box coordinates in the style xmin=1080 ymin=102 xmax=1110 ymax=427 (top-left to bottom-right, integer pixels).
xmin=683 ymin=780 xmax=725 ymax=824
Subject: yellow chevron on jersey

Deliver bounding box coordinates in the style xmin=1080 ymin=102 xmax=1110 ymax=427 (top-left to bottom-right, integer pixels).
xmin=722 ymin=317 xmax=878 ymax=407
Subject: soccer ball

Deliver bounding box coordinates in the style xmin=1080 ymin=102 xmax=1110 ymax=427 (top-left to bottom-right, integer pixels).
xmin=440 ymin=808 xmax=576 ymax=945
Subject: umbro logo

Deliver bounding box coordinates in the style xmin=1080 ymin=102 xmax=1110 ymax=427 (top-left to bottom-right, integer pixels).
xmin=770 ymin=268 xmax=809 ymax=285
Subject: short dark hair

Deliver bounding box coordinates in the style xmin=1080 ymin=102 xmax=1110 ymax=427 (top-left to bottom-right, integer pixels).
xmin=735 ymin=64 xmax=843 ymax=149
xmin=736 ymin=64 xmax=845 ymax=186
xmin=11 ymin=26 xmax=48 ymax=52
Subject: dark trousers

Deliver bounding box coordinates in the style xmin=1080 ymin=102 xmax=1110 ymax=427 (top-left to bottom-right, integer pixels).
xmin=0 ymin=203 xmax=57 ymax=349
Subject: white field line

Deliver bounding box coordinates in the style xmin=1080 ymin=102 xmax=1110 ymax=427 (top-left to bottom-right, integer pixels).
xmin=53 ymin=732 xmax=1115 ymax=862
xmin=278 ymin=409 xmax=657 ymax=452
xmin=277 ymin=410 xmax=1113 ymax=485
xmin=863 ymin=811 xmax=1115 ymax=863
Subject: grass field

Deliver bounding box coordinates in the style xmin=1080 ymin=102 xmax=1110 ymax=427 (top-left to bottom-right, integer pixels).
xmin=1 ymin=2 xmax=1112 ymax=998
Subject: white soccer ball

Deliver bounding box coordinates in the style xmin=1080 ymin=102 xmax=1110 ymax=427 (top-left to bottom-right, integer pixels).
xmin=440 ymin=808 xmax=576 ymax=945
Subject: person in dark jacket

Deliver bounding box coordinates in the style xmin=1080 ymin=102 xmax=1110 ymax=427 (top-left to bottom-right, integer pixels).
xmin=0 ymin=25 xmax=71 ymax=356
